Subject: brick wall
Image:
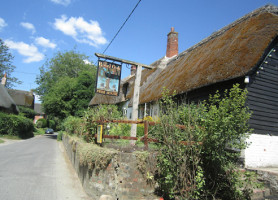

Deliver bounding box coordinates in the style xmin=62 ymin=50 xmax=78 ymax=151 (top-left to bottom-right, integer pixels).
xmin=244 ymin=134 xmax=278 ymax=168
xmin=62 ymin=135 xmax=160 ymax=200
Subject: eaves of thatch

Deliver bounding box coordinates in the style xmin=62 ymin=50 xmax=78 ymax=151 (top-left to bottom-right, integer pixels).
xmin=138 ymin=5 xmax=278 ymax=104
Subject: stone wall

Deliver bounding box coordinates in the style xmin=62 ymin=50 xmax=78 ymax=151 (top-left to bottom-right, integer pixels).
xmin=62 ymin=135 xmax=160 ymax=200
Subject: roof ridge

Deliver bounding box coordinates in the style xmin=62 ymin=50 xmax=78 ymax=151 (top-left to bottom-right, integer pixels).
xmin=167 ymin=4 xmax=278 ymax=66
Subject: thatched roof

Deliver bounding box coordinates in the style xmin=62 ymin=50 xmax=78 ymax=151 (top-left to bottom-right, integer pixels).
xmin=7 ymin=89 xmax=34 ymax=108
xmin=0 ymin=84 xmax=19 ymax=114
xmin=137 ymin=5 xmax=278 ymax=104
xmin=89 ymin=5 xmax=278 ymax=106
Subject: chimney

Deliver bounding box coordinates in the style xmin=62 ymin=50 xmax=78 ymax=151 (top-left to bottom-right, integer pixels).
xmin=1 ymin=73 xmax=7 ymax=86
xmin=166 ymin=27 xmax=178 ymax=58
xmin=131 ymin=65 xmax=137 ymax=75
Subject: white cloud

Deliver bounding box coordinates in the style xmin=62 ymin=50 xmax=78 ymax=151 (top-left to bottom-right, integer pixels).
xmin=5 ymin=40 xmax=44 ymax=63
xmin=35 ymin=37 xmax=57 ymax=49
xmin=83 ymin=59 xmax=92 ymax=65
xmin=20 ymin=22 xmax=36 ymax=34
xmin=53 ymin=15 xmax=108 ymax=47
xmin=0 ymin=18 xmax=7 ymax=31
xmin=50 ymin=0 xmax=71 ymax=6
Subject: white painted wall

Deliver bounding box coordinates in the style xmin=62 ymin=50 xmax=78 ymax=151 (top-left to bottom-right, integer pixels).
xmin=244 ymin=134 xmax=278 ymax=168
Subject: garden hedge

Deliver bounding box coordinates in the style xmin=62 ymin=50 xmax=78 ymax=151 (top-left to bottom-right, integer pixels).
xmin=0 ymin=112 xmax=34 ymax=138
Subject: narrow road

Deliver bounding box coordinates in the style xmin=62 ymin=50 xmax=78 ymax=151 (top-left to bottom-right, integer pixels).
xmin=0 ymin=134 xmax=92 ymax=200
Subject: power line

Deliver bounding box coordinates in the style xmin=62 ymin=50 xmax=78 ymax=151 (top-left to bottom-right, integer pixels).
xmin=102 ymin=0 xmax=142 ymax=54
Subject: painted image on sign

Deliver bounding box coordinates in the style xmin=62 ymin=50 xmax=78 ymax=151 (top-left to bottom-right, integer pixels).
xmin=96 ymin=60 xmax=121 ymax=96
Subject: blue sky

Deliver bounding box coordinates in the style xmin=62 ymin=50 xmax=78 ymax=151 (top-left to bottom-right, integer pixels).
xmin=0 ymin=0 xmax=277 ymax=93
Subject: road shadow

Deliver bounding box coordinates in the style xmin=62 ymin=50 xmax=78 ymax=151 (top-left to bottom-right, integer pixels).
xmin=44 ymin=134 xmax=57 ymax=140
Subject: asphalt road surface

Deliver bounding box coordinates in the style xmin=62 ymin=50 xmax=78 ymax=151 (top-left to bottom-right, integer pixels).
xmin=0 ymin=134 xmax=92 ymax=200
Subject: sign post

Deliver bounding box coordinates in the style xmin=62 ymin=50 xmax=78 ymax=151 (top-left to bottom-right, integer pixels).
xmin=95 ymin=53 xmax=153 ymax=143
xmin=130 ymin=65 xmax=142 ymax=145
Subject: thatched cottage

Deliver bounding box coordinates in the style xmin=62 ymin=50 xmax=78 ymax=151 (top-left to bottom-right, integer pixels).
xmin=90 ymin=5 xmax=278 ymax=167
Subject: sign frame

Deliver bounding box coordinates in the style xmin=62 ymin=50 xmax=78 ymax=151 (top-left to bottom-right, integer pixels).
xmin=95 ymin=58 xmax=122 ymax=96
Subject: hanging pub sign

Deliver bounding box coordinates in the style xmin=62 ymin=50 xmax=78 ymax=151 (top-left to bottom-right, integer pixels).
xmin=95 ymin=60 xmax=122 ymax=96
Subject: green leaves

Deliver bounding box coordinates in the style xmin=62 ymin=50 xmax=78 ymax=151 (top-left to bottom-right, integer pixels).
xmin=0 ymin=112 xmax=34 ymax=138
xmin=0 ymin=38 xmax=20 ymax=88
xmin=36 ymin=50 xmax=97 ymax=122
xmin=154 ymin=84 xmax=253 ymax=199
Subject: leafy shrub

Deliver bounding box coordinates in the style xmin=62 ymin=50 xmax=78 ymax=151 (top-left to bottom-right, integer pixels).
xmin=36 ymin=118 xmax=47 ymax=128
xmin=153 ymin=84 xmax=255 ymax=200
xmin=0 ymin=112 xmax=34 ymax=138
xmin=110 ymin=123 xmax=131 ymax=136
xmin=62 ymin=116 xmax=84 ymax=135
xmin=83 ymin=105 xmax=122 ymax=142
xmin=57 ymin=132 xmax=63 ymax=141
xmin=18 ymin=106 xmax=37 ymax=119
xmin=154 ymin=91 xmax=205 ymax=199
xmin=33 ymin=128 xmax=46 ymax=135
xmin=137 ymin=116 xmax=155 ymax=137
xmin=48 ymin=119 xmax=56 ymax=130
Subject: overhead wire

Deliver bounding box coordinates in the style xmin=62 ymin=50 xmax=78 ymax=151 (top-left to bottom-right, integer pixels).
xmin=102 ymin=0 xmax=142 ymax=55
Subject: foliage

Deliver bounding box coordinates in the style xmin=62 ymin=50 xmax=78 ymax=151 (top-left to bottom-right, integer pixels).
xmin=62 ymin=116 xmax=84 ymax=135
xmin=36 ymin=49 xmax=95 ymax=96
xmin=200 ymin=84 xmax=252 ymax=199
xmin=48 ymin=119 xmax=56 ymax=130
xmin=35 ymin=50 xmax=97 ymax=122
xmin=154 ymin=89 xmax=205 ymax=199
xmin=0 ymin=38 xmax=21 ymax=88
xmin=18 ymin=106 xmax=36 ymax=119
xmin=134 ymin=151 xmax=157 ymax=185
xmin=110 ymin=123 xmax=131 ymax=136
xmin=0 ymin=111 xmax=34 ymax=139
xmin=64 ymin=134 xmax=118 ymax=173
xmin=83 ymin=104 xmax=122 ymax=142
xmin=33 ymin=128 xmax=46 ymax=135
xmin=109 ymin=116 xmax=154 ymax=138
xmin=41 ymin=70 xmax=96 ymax=120
xmin=36 ymin=118 xmax=47 ymax=128
xmin=153 ymin=84 xmax=255 ymax=200
xmin=57 ymin=131 xmax=63 ymax=141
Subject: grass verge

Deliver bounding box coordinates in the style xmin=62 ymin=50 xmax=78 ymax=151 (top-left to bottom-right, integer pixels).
xmin=0 ymin=134 xmax=21 ymax=140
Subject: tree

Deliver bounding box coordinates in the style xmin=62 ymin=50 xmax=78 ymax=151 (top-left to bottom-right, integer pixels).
xmin=0 ymin=38 xmax=20 ymax=88
xmin=35 ymin=49 xmax=94 ymax=96
xmin=36 ymin=50 xmax=97 ymax=121
xmin=43 ymin=70 xmax=96 ymax=120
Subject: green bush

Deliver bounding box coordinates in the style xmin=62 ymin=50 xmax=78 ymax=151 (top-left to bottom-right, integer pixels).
xmin=110 ymin=123 xmax=131 ymax=136
xmin=33 ymin=128 xmax=46 ymax=135
xmin=83 ymin=105 xmax=122 ymax=142
xmin=18 ymin=106 xmax=37 ymax=119
xmin=36 ymin=118 xmax=47 ymax=128
xmin=0 ymin=112 xmax=34 ymax=139
xmin=48 ymin=119 xmax=56 ymax=130
xmin=57 ymin=132 xmax=63 ymax=141
xmin=62 ymin=116 xmax=84 ymax=135
xmin=153 ymin=84 xmax=255 ymax=200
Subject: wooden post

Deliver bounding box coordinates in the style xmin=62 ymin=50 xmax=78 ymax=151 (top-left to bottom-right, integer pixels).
xmin=130 ymin=65 xmax=142 ymax=145
xmin=144 ymin=120 xmax=149 ymax=150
